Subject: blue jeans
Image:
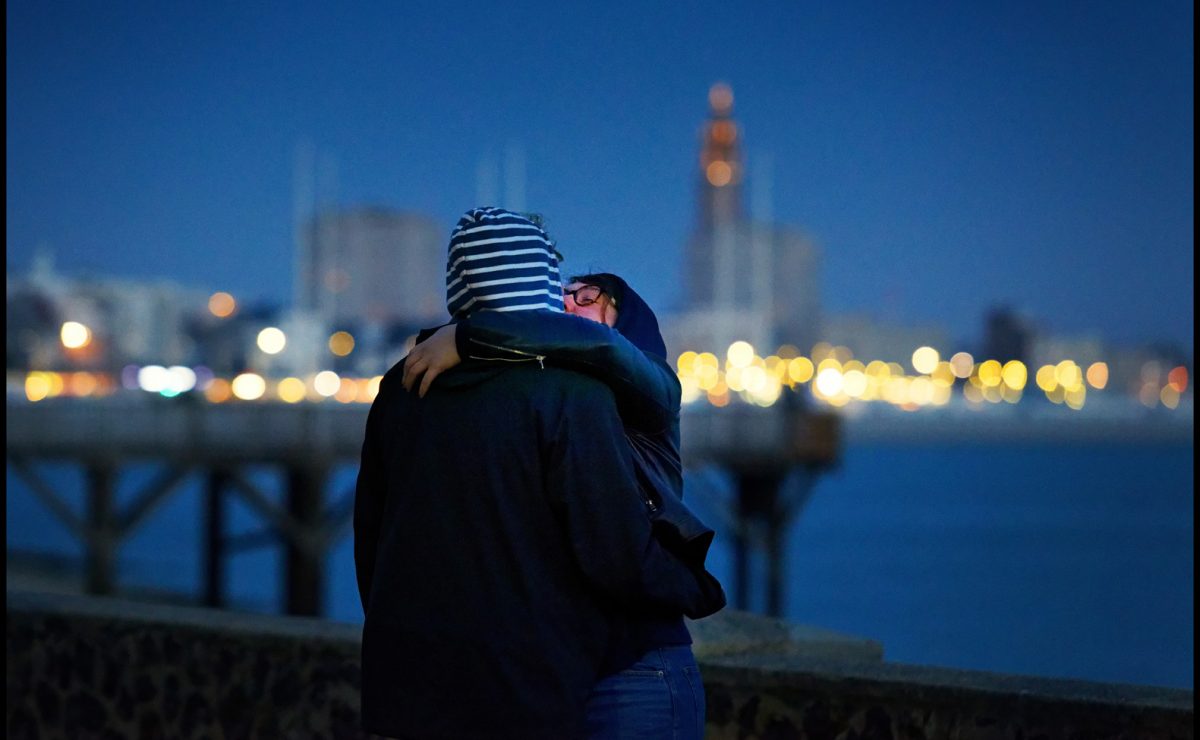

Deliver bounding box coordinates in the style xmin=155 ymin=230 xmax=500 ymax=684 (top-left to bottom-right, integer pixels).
xmin=584 ymin=645 xmax=706 ymax=740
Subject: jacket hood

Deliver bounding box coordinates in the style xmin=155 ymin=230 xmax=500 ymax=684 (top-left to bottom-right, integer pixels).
xmin=592 ymin=273 xmax=668 ymax=361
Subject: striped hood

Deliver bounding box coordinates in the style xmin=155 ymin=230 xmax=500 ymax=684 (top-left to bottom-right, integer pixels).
xmin=445 ymin=207 xmax=564 ymax=319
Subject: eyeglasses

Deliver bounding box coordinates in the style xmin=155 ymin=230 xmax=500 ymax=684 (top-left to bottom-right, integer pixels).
xmin=564 ymin=285 xmax=605 ymax=307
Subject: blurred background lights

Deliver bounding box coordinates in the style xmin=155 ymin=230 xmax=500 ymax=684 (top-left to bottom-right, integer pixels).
xmin=277 ymin=377 xmax=307 ymax=404
xmin=787 ymin=357 xmax=814 ymax=384
xmin=164 ymin=366 xmax=197 ymax=395
xmin=205 ymin=379 xmax=232 ymax=404
xmin=1086 ymin=362 xmax=1110 ymax=389
xmin=815 ymin=368 xmax=844 ymax=396
xmin=1167 ymin=366 xmax=1188 ymax=393
xmin=313 ymin=370 xmax=341 ymax=397
xmin=207 ymin=292 xmax=236 ymax=318
xmin=137 ymin=365 xmax=169 ymax=393
xmin=949 ymin=352 xmax=974 ymax=378
xmin=231 ymin=373 xmax=266 ymax=401
xmin=329 ymin=331 xmax=355 ymax=356
xmin=257 ymin=327 xmax=287 ymax=355
xmin=911 ymin=346 xmax=939 ymax=375
xmin=978 ymin=360 xmax=1003 ymax=387
xmin=1001 ymin=360 xmax=1027 ymax=390
xmin=726 ymin=340 xmax=755 ymax=368
xmin=60 ymin=321 xmax=91 ymax=349
xmin=25 ymin=373 xmax=52 ymax=402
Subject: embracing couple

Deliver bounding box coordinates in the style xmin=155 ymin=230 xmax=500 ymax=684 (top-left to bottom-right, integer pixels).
xmin=354 ymin=206 xmax=726 ymax=739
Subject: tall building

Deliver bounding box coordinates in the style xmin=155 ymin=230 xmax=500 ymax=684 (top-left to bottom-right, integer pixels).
xmin=667 ymin=84 xmax=821 ymax=358
xmin=297 ymin=207 xmax=445 ymax=327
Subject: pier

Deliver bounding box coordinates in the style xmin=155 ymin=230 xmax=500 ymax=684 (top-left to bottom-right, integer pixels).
xmin=6 ymin=396 xmax=841 ymax=617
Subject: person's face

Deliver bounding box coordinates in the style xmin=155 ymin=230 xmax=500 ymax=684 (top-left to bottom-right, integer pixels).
xmin=564 ymin=282 xmax=618 ymax=327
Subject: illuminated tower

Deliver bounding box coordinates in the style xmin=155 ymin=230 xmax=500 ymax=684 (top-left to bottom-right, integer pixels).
xmin=669 ymin=83 xmax=821 ymax=358
xmin=698 ymin=83 xmax=744 ymax=234
xmin=687 ymin=83 xmax=745 ymax=310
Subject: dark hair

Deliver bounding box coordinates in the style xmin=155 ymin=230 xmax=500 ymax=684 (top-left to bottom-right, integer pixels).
xmin=568 ymin=272 xmax=622 ymax=309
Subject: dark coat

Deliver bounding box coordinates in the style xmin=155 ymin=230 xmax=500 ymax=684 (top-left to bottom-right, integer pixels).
xmin=354 ymin=356 xmax=723 ymax=739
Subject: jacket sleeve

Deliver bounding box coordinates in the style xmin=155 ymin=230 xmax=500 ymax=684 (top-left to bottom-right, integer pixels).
xmin=547 ymin=379 xmax=725 ymax=619
xmin=458 ymin=311 xmax=680 ymax=434
xmin=353 ymin=371 xmax=392 ymax=616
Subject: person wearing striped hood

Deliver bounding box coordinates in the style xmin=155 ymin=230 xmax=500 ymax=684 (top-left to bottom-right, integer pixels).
xmin=354 ymin=207 xmax=722 ymax=740
xmin=403 ymin=224 xmax=724 ymax=739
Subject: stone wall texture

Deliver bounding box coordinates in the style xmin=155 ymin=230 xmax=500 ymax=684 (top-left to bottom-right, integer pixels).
xmin=7 ymin=591 xmax=1193 ymax=739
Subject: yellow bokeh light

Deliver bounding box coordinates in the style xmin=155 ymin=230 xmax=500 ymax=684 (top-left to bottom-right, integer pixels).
xmin=1054 ymin=361 xmax=1082 ymax=390
xmin=931 ymin=361 xmax=955 ymax=387
xmin=680 ymin=376 xmax=702 ymax=404
xmin=832 ymin=346 xmax=854 ymax=363
xmin=977 ymin=360 xmax=1003 ymax=387
xmin=208 ymin=292 xmax=236 ymax=318
xmin=887 ymin=362 xmax=906 ymax=378
xmin=1036 ymin=365 xmax=1057 ymax=392
xmin=277 ymin=377 xmax=307 ymax=404
xmin=363 ymin=377 xmax=383 ymax=403
xmin=1001 ymin=360 xmax=1027 ymax=390
xmin=787 ymin=357 xmax=815 ymax=384
xmin=329 ymin=331 xmax=356 ymax=357
xmin=742 ymin=366 xmax=767 ymax=393
xmin=231 ymin=373 xmax=266 ymax=401
xmin=1065 ymin=383 xmax=1086 ymax=410
xmin=314 ymin=371 xmax=341 ymax=397
xmin=25 ymin=373 xmax=51 ymax=402
xmin=1160 ymin=385 xmax=1180 ymax=410
xmin=697 ymin=352 xmax=719 ymax=370
xmin=843 ymin=370 xmax=868 ymax=398
xmin=810 ymin=342 xmax=833 ymax=361
xmin=909 ymin=377 xmax=934 ymax=405
xmin=815 ymin=368 xmax=844 ymax=396
xmin=1001 ymin=384 xmax=1022 ymax=404
xmin=866 ymin=360 xmax=890 ymax=379
xmin=726 ymin=341 xmax=755 ymax=369
xmin=816 ymin=358 xmax=843 ymax=375
xmin=61 ymin=321 xmax=92 ymax=349
xmin=676 ymin=351 xmax=698 ymax=376
xmin=1086 ymin=362 xmax=1109 ymax=390
xmin=776 ymin=345 xmax=799 ymax=359
xmin=257 ymin=327 xmax=287 ymax=355
xmin=911 ymin=346 xmax=939 ymax=375
xmin=708 ymin=388 xmax=730 ymax=407
xmin=706 ymin=161 xmax=733 ymax=187
xmin=949 ymin=352 xmax=974 ymax=379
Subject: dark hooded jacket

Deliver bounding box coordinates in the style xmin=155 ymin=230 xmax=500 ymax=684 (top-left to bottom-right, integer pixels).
xmin=354 ymin=348 xmax=723 ymax=738
xmin=454 ymin=273 xmax=725 ymax=666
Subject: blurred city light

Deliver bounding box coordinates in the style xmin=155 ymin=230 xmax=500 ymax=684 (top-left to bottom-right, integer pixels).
xmin=949 ymin=352 xmax=974 ymax=378
xmin=60 ymin=321 xmax=91 ymax=349
xmin=313 ymin=370 xmax=340 ymax=397
xmin=911 ymin=346 xmax=939 ymax=375
xmin=329 ymin=331 xmax=355 ymax=356
xmin=277 ymin=377 xmax=307 ymax=404
xmin=208 ymin=292 xmax=236 ymax=318
xmin=257 ymin=327 xmax=287 ymax=355
xmin=727 ymin=341 xmax=755 ymax=369
xmin=1086 ymin=362 xmax=1109 ymax=390
xmin=231 ymin=373 xmax=266 ymax=401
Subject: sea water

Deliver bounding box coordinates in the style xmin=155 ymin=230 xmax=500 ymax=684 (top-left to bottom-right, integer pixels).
xmin=6 ymin=441 xmax=1193 ymax=689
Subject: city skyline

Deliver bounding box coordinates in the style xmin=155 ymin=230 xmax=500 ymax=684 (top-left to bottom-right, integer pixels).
xmin=6 ymin=1 xmax=1194 ymax=351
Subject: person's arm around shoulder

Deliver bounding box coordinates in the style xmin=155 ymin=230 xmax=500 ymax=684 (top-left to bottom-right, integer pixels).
xmin=404 ymin=313 xmax=680 ymax=434
xmin=546 ymin=376 xmax=724 ymax=619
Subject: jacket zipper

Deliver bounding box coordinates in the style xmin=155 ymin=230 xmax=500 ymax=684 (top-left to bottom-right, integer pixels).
xmin=468 ymin=338 xmax=546 ymax=368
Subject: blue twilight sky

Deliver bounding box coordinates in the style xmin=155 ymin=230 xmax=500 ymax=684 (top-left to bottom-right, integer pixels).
xmin=6 ymin=1 xmax=1194 ymax=350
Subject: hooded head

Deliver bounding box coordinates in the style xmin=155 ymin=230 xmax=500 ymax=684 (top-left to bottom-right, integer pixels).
xmin=569 ymin=272 xmax=668 ymax=360
xmin=446 ymin=207 xmax=564 ymax=319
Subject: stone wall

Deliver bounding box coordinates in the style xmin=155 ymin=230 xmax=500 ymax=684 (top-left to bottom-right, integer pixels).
xmin=7 ymin=590 xmax=1192 ymax=739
